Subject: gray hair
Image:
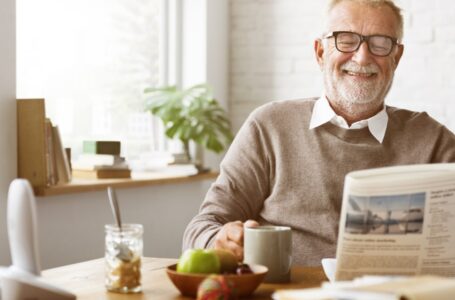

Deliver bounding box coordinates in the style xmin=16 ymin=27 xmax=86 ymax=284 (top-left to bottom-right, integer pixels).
xmin=327 ymin=0 xmax=404 ymax=41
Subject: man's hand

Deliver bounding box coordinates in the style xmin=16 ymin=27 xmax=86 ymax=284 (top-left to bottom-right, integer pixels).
xmin=212 ymin=220 xmax=259 ymax=261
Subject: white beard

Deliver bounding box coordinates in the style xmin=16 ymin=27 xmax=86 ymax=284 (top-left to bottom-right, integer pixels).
xmin=324 ymin=60 xmax=394 ymax=115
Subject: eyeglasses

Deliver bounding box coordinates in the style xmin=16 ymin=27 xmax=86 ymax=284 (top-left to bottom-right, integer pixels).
xmin=324 ymin=31 xmax=399 ymax=57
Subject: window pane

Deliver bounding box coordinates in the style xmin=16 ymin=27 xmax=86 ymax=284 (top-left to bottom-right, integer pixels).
xmin=17 ymin=0 xmax=163 ymax=159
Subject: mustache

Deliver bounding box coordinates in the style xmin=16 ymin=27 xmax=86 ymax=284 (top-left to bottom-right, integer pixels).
xmin=341 ymin=61 xmax=379 ymax=74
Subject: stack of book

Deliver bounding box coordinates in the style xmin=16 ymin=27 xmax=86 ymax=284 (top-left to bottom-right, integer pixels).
xmin=17 ymin=99 xmax=72 ymax=189
xmin=44 ymin=118 xmax=72 ymax=185
xmin=72 ymin=141 xmax=131 ymax=179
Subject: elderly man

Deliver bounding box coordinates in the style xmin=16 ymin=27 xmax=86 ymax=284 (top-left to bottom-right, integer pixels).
xmin=183 ymin=0 xmax=455 ymax=266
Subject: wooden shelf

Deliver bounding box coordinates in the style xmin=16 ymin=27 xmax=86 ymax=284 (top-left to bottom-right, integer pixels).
xmin=35 ymin=171 xmax=219 ymax=197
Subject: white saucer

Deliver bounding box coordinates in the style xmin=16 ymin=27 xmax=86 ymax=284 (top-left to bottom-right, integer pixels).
xmin=321 ymin=258 xmax=337 ymax=282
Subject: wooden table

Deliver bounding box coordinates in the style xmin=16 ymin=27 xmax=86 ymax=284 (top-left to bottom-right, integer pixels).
xmin=43 ymin=257 xmax=327 ymax=299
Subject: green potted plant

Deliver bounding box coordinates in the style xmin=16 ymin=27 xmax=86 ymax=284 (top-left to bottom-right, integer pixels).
xmin=144 ymin=83 xmax=234 ymax=167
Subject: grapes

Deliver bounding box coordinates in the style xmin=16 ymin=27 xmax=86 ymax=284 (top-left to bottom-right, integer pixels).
xmin=220 ymin=262 xmax=254 ymax=275
xmin=235 ymin=263 xmax=253 ymax=275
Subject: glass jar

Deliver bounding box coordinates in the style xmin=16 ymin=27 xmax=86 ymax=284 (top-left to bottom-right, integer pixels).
xmin=105 ymin=223 xmax=143 ymax=293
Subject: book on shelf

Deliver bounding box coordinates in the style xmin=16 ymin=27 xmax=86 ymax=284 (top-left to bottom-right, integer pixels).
xmin=72 ymin=168 xmax=131 ymax=179
xmin=17 ymin=99 xmax=48 ymax=188
xmin=65 ymin=148 xmax=72 ymax=170
xmin=52 ymin=125 xmax=72 ymax=184
xmin=131 ymin=164 xmax=199 ymax=179
xmin=82 ymin=140 xmax=121 ymax=155
xmin=72 ymin=154 xmax=127 ymax=169
xmin=44 ymin=118 xmax=57 ymax=185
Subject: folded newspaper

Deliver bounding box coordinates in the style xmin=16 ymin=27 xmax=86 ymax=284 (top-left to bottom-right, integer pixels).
xmin=335 ymin=163 xmax=455 ymax=281
xmin=273 ymin=275 xmax=455 ymax=300
xmin=274 ymin=163 xmax=455 ymax=299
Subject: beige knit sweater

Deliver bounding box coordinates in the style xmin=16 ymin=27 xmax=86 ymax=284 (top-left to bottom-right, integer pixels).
xmin=183 ymin=98 xmax=455 ymax=266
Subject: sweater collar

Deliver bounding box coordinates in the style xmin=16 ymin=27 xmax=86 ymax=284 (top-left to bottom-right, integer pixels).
xmin=309 ymin=95 xmax=388 ymax=143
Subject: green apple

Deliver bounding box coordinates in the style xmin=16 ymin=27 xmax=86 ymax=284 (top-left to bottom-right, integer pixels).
xmin=177 ymin=249 xmax=221 ymax=274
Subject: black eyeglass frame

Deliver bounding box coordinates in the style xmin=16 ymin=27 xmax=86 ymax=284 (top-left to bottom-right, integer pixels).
xmin=323 ymin=31 xmax=400 ymax=57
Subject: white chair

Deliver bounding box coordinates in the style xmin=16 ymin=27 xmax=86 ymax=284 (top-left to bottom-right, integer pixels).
xmin=0 ymin=179 xmax=75 ymax=300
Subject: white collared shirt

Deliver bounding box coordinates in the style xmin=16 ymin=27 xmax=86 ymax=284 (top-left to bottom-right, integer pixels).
xmin=309 ymin=95 xmax=388 ymax=143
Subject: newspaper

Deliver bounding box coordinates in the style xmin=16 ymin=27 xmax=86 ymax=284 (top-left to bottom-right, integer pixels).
xmin=335 ymin=163 xmax=455 ymax=281
xmin=273 ymin=275 xmax=455 ymax=300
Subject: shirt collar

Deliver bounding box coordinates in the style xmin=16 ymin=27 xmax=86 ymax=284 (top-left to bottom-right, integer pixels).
xmin=309 ymin=95 xmax=388 ymax=143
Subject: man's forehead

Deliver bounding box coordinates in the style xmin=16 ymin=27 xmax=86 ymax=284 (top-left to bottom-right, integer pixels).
xmin=326 ymin=2 xmax=399 ymax=37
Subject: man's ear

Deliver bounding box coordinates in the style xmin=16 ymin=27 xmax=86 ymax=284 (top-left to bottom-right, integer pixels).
xmin=393 ymin=44 xmax=404 ymax=69
xmin=314 ymin=39 xmax=325 ymax=69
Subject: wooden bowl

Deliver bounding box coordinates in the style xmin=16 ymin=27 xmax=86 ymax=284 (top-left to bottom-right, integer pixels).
xmin=166 ymin=264 xmax=268 ymax=297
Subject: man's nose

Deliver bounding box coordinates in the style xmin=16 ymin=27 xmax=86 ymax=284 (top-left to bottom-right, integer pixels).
xmin=351 ymin=41 xmax=373 ymax=66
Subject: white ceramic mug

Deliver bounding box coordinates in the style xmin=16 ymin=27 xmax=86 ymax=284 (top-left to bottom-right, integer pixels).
xmin=244 ymin=226 xmax=292 ymax=283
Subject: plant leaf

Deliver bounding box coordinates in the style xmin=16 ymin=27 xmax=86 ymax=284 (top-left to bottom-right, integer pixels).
xmin=143 ymin=83 xmax=234 ymax=154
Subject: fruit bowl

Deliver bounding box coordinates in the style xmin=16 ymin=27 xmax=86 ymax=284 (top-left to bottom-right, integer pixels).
xmin=166 ymin=263 xmax=268 ymax=297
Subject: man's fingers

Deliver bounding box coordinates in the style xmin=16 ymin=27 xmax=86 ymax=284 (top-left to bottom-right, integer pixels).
xmin=226 ymin=222 xmax=244 ymax=244
xmin=220 ymin=240 xmax=244 ymax=261
xmin=244 ymin=219 xmax=260 ymax=228
xmin=212 ymin=220 xmax=259 ymax=262
xmin=213 ymin=221 xmax=243 ymax=248
xmin=213 ymin=229 xmax=244 ymax=261
xmin=225 ymin=220 xmax=259 ymax=244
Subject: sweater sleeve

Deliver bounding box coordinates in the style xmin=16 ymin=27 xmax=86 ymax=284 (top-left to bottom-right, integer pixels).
xmin=182 ymin=114 xmax=272 ymax=251
xmin=431 ymin=125 xmax=455 ymax=162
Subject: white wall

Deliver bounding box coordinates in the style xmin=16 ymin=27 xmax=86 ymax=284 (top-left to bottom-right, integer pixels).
xmin=229 ymin=0 xmax=455 ymax=131
xmin=0 ymin=0 xmax=16 ymax=267
xmin=36 ymin=181 xmax=212 ymax=268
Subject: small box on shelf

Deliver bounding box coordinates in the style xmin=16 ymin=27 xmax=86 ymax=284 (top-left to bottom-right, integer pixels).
xmin=82 ymin=140 xmax=121 ymax=155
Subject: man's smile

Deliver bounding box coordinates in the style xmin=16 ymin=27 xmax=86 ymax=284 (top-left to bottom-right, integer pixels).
xmin=343 ymin=70 xmax=377 ymax=78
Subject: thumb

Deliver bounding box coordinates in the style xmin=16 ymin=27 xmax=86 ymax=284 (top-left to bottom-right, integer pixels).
xmin=244 ymin=219 xmax=260 ymax=228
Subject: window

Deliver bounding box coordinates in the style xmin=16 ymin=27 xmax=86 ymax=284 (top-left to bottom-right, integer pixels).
xmin=17 ymin=0 xmax=170 ymax=160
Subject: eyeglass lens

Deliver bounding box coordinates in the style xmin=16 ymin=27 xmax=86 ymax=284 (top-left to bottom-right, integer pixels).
xmin=336 ymin=32 xmax=393 ymax=56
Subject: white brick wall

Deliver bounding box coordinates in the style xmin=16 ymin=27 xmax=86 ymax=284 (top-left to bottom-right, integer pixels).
xmin=229 ymin=0 xmax=455 ymax=132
